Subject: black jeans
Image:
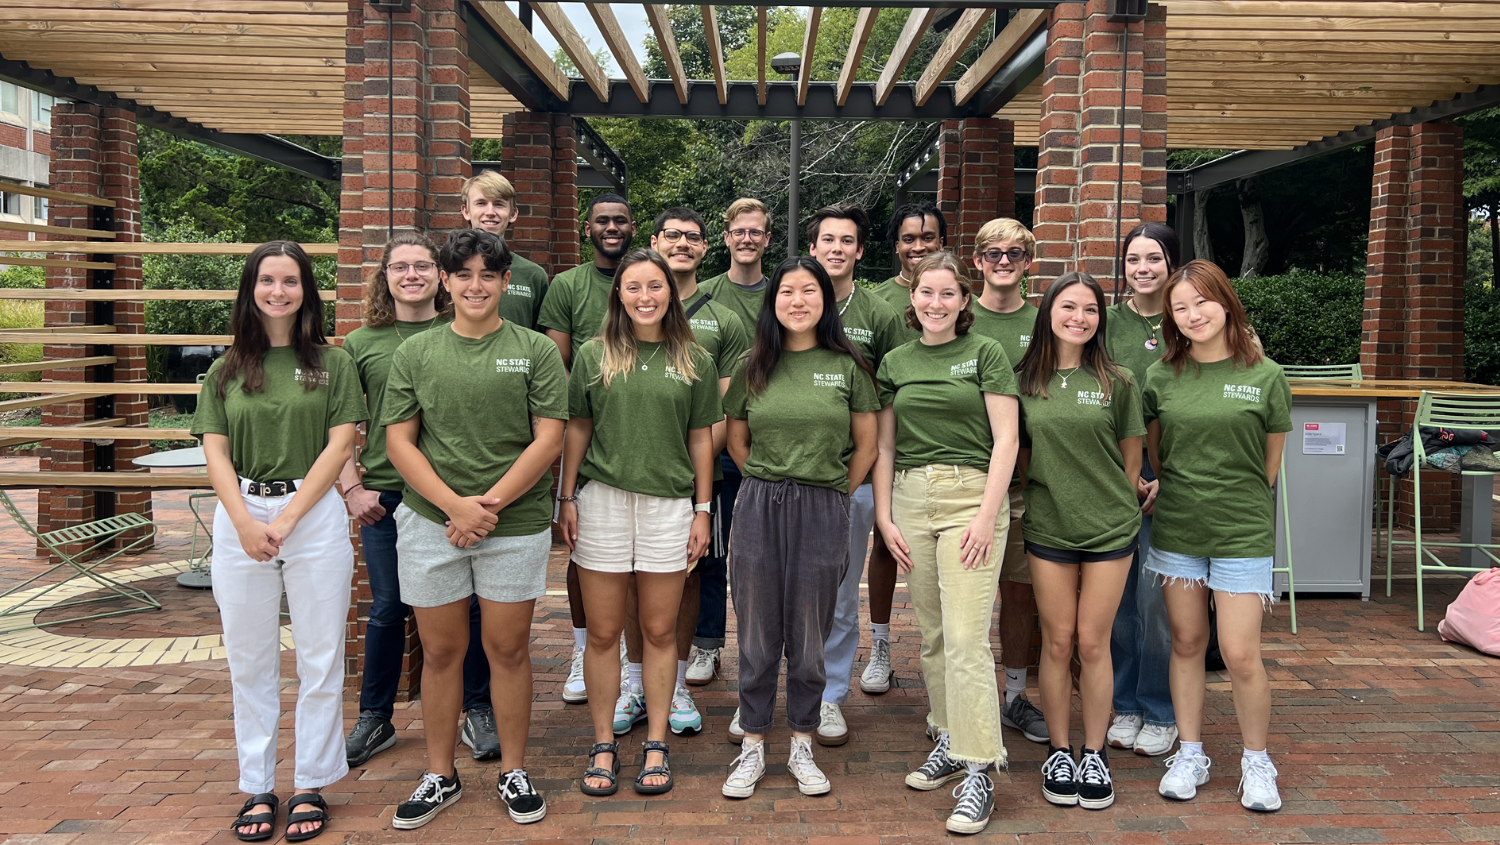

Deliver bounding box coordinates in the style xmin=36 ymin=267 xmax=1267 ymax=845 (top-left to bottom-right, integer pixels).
xmin=357 ymin=489 xmax=492 ymax=719
xmin=693 ymin=452 xmax=741 ymax=649
xmin=730 ymin=477 xmax=850 ymax=734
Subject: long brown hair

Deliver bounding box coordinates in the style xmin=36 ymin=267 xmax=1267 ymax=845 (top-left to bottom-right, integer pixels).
xmin=1015 ymin=271 xmax=1128 ymax=400
xmin=745 ymin=256 xmax=874 ymax=395
xmin=595 ymin=248 xmax=700 ymax=388
xmin=1161 ymin=259 xmax=1263 ymax=374
xmin=216 ymin=241 xmax=328 ymax=397
xmin=363 ymin=231 xmax=453 ymax=328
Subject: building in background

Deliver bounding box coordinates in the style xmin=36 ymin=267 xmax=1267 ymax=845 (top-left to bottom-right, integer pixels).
xmin=0 ymin=80 xmax=54 ymax=241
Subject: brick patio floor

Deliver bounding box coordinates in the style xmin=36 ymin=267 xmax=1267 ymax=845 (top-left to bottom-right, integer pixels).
xmin=0 ymin=456 xmax=1496 ymax=844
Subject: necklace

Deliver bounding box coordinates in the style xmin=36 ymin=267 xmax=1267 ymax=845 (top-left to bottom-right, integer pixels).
xmin=837 ymin=288 xmax=855 ymax=317
xmin=395 ymin=316 xmax=438 ymax=341
xmin=1057 ymin=366 xmax=1084 ymax=390
xmin=638 ymin=343 xmax=663 ymax=371
xmin=1130 ymin=298 xmax=1164 ymax=350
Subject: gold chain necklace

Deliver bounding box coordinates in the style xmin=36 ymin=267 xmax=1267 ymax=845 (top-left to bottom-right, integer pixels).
xmin=1130 ymin=299 xmax=1164 ymax=350
xmin=1057 ymin=366 xmax=1084 ymax=390
xmin=395 ymin=316 xmax=438 ymax=341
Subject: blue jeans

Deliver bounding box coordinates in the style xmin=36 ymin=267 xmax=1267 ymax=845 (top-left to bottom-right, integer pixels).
xmin=1109 ymin=458 xmax=1175 ymax=727
xmin=693 ymin=452 xmax=740 ymax=649
xmin=823 ymin=482 xmax=876 ymax=705
xmin=357 ymin=490 xmax=492 ymax=719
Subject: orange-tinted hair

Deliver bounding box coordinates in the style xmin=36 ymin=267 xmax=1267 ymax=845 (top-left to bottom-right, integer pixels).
xmin=1160 ymin=259 xmax=1263 ymax=374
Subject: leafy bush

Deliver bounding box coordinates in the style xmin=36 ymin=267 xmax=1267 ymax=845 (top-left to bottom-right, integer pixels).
xmin=1233 ymin=270 xmax=1364 ymax=367
xmin=0 ymin=265 xmax=44 ymax=289
xmin=1465 ymin=279 xmax=1500 ymax=386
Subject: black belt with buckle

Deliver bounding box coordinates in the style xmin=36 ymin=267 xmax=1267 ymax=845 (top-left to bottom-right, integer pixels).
xmin=246 ymin=479 xmax=297 ymax=497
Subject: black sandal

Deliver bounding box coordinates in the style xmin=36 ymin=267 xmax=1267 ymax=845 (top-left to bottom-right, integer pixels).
xmin=230 ymin=792 xmax=278 ymax=842
xmin=634 ymin=740 xmax=673 ymax=795
xmin=284 ymin=792 xmax=330 ymax=842
xmin=580 ymin=741 xmax=621 ymax=796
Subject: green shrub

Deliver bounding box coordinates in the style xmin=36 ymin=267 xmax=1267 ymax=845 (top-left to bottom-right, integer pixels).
xmin=0 ymin=265 xmax=44 ymax=289
xmin=1233 ymin=270 xmax=1365 ymax=367
xmin=1465 ymin=279 xmax=1500 ymax=386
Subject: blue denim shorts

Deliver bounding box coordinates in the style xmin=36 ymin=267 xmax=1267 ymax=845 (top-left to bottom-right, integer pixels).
xmin=1143 ymin=546 xmax=1274 ymax=598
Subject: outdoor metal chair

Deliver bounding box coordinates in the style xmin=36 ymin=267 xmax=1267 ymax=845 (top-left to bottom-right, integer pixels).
xmin=1274 ymin=451 xmax=1296 ymax=634
xmin=0 ymin=491 xmax=160 ymax=634
xmin=1280 ymin=363 xmax=1363 ymax=381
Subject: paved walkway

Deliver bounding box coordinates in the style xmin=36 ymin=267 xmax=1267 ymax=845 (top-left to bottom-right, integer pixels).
xmin=0 ymin=456 xmax=1496 ymax=844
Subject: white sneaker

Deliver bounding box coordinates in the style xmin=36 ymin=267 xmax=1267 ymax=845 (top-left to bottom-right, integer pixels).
xmin=787 ymin=735 xmax=831 ymax=795
xmin=686 ymin=646 xmax=719 ymax=686
xmin=722 ymin=738 xmax=766 ymax=798
xmin=815 ymin=700 xmax=849 ymax=746
xmin=1238 ymin=754 xmax=1282 ymax=812
xmin=859 ymin=639 xmax=892 ymax=694
xmin=1133 ymin=723 xmax=1179 ymax=757
xmin=727 ymin=706 xmax=745 ymax=742
xmin=562 ymin=645 xmax=587 ymax=704
xmin=1106 ymin=713 xmax=1142 ymax=749
xmin=1158 ymin=749 xmax=1212 ymax=801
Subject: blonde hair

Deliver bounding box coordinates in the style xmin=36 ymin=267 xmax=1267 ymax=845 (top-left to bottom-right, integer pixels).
xmin=596 ymin=249 xmax=701 ymax=388
xmin=724 ymin=197 xmax=773 ymax=232
xmin=462 ymin=169 xmax=516 ymax=207
xmin=974 ymin=218 xmax=1036 ymax=255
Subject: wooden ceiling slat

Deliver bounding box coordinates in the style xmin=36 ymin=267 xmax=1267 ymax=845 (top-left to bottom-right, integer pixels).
xmin=529 ymin=2 xmax=612 ymax=102
xmin=836 ymin=8 xmax=880 ymax=107
xmin=914 ymin=8 xmax=992 ymax=107
xmin=702 ymin=5 xmax=728 ymax=105
xmin=586 ymin=3 xmax=651 ymax=103
xmin=954 ymin=8 xmax=1047 ymax=106
xmin=6 ymin=1 xmax=343 ymax=11
xmin=799 ymin=7 xmax=822 ymax=107
xmin=876 ymin=8 xmax=940 ymax=107
xmin=645 ymin=3 xmax=689 ymax=105
xmin=1163 ymin=1 xmax=1500 ymax=17
xmin=757 ymin=6 xmax=768 ymax=106
xmin=471 ymin=0 xmax=570 ymax=101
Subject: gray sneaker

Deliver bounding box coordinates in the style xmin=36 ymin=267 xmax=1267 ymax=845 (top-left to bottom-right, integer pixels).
xmin=905 ymin=732 xmax=966 ymax=791
xmin=1001 ymin=695 xmax=1049 ymax=744
xmin=461 ymin=705 xmax=501 ymax=761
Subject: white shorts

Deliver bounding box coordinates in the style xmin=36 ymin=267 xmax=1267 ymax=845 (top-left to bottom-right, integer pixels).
xmin=573 ymin=480 xmax=694 ymax=574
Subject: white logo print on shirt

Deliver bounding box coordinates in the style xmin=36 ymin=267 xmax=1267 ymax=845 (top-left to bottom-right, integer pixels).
xmin=951 ymin=359 xmax=978 ymax=377
xmin=1223 ymin=384 xmax=1263 ymax=403
xmin=496 ymin=358 xmax=532 ymax=374
xmin=509 ymin=284 xmax=533 ymax=299
xmin=293 ymin=368 xmax=329 ymax=387
xmin=812 ymin=373 xmax=846 ymax=388
xmin=1077 ymin=390 xmax=1109 ymax=407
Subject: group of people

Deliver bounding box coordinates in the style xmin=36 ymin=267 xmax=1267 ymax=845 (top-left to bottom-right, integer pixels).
xmin=193 ymin=170 xmax=1291 ymax=842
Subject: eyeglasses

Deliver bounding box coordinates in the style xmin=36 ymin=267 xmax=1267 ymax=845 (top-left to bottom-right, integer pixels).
xmin=387 ymin=261 xmax=437 ymax=275
xmin=728 ymin=228 xmax=768 ymax=241
xmin=980 ymin=248 xmax=1028 ymax=265
xmin=658 ymin=228 xmax=705 ymax=244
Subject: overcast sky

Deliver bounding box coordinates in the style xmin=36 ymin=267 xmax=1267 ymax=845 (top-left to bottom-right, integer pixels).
xmin=510 ymin=2 xmax=653 ymax=76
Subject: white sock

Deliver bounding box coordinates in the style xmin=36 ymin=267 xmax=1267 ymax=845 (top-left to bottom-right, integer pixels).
xmin=871 ymin=622 xmax=890 ymax=642
xmin=628 ymin=662 xmax=643 ymax=694
xmin=676 ymin=659 xmax=688 ymax=689
xmin=1242 ymin=747 xmax=1270 ymax=763
xmin=1004 ymin=667 xmax=1026 ymax=703
xmin=965 ymin=760 xmax=986 ymax=776
xmin=573 ymin=627 xmax=588 ymax=651
xmin=1179 ymin=740 xmax=1205 ymax=758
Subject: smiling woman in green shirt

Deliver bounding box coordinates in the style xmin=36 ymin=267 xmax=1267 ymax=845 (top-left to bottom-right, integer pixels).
xmin=1013 ymin=271 xmax=1144 ymax=813
xmin=192 ymin=241 xmax=368 ymax=842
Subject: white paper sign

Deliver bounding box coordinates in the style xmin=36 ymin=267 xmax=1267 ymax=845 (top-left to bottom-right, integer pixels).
xmin=1303 ymin=422 xmax=1347 ymax=455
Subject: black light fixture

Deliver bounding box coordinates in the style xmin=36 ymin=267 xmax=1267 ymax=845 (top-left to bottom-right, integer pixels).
xmin=1106 ymin=0 xmax=1148 ymax=22
xmin=370 ymin=0 xmax=411 ymax=12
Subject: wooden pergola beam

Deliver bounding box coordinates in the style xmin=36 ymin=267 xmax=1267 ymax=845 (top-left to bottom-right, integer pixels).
xmin=471 ymin=1 xmax=570 ymax=101
xmin=875 ymin=8 xmax=939 ymax=106
xmin=799 ymin=7 xmax=823 ymax=107
xmin=914 ymin=8 xmax=992 ymax=106
xmin=587 ymin=2 xmax=651 ymax=102
xmin=530 ymin=2 xmax=611 ymax=102
xmin=645 ymin=3 xmax=689 ymax=105
xmin=836 ymin=8 xmax=879 ymax=107
xmin=954 ymin=8 xmax=1047 ymax=106
xmin=702 ymin=5 xmax=728 ymax=105
xmin=757 ymin=6 xmax=768 ymax=106
xmin=0 ymin=241 xmax=338 ymax=255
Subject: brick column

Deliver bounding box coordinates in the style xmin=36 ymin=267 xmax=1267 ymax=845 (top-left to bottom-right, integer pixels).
xmin=1361 ymin=122 xmax=1466 ymax=529
xmin=1033 ymin=0 xmax=1167 ymax=290
xmin=37 ymin=103 xmax=151 ymax=554
xmin=500 ymin=112 xmax=579 ymax=276
xmin=936 ymin=117 xmax=1016 ymax=281
xmin=339 ymin=0 xmax=473 ymax=693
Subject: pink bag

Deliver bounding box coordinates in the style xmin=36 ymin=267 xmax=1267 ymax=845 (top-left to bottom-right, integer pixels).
xmin=1437 ymin=568 xmax=1500 ymax=657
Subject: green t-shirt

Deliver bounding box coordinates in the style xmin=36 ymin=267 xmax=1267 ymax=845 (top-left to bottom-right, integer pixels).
xmin=700 ymin=271 xmax=766 ymax=336
xmin=1142 ymin=357 xmax=1293 ymax=558
xmin=538 ymin=262 xmax=613 ymax=349
xmin=971 ymin=299 xmax=1039 ymax=367
xmin=873 ymin=275 xmax=920 ymax=345
xmin=342 ymin=318 xmax=448 ymax=492
xmin=1018 ymin=370 xmax=1146 ymax=552
xmin=568 ymin=340 xmax=724 ymax=499
xmin=1105 ymin=301 xmax=1166 ymax=390
xmin=500 ymin=254 xmax=549 ymax=331
xmin=682 ymin=287 xmax=751 ymax=380
xmin=876 ymin=332 xmax=1017 ymax=471
xmin=836 ymin=285 xmax=904 ymax=370
xmin=382 ymin=321 xmax=568 ymax=536
xmin=191 ymin=346 xmax=368 ymax=481
xmin=723 ymin=346 xmax=881 ymax=491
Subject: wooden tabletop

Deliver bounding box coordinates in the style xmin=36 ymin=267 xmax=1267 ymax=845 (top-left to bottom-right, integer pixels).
xmin=1290 ymin=380 xmax=1500 ymax=399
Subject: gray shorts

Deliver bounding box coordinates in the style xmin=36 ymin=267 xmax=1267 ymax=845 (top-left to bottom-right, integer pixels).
xmin=394 ymin=503 xmax=551 ymax=607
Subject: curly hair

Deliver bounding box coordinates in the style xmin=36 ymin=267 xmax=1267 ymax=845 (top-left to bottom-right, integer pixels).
xmin=363 ymin=231 xmax=452 ymax=328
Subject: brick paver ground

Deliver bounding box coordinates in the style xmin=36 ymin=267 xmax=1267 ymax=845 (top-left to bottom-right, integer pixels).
xmin=0 ymin=455 xmax=1496 ymax=844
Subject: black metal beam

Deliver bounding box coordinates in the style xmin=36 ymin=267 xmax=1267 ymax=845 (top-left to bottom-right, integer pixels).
xmin=574 ymin=118 xmax=627 ymax=195
xmin=904 ymin=168 xmax=1037 ymax=196
xmin=0 ymin=52 xmax=339 ymax=184
xmin=463 ymin=0 xmax=567 ymax=113
xmin=568 ymin=79 xmax=975 ymax=121
xmin=967 ymin=26 xmax=1047 ymax=118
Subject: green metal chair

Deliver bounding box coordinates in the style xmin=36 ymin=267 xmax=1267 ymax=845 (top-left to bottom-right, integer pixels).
xmin=1281 ymin=363 xmax=1363 ymax=381
xmin=0 ymin=491 xmax=160 ymax=634
xmin=1401 ymin=391 xmax=1500 ymax=630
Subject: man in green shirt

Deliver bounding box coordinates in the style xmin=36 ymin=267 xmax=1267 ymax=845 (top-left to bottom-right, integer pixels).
xmin=873 ymin=202 xmax=947 ymax=321
xmin=462 ymin=170 xmax=549 ymax=330
xmin=966 ymin=217 xmax=1049 ymax=745
xmin=700 ymin=197 xmax=772 ymax=333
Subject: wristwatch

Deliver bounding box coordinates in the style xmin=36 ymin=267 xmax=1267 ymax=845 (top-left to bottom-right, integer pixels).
xmin=694 ymin=501 xmax=713 ymax=514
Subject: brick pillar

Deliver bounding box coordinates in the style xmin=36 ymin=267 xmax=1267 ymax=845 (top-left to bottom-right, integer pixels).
xmin=1033 ymin=0 xmax=1167 ymax=290
xmin=937 ymin=117 xmax=1016 ymax=284
xmin=37 ymin=103 xmax=151 ymax=554
xmin=1361 ymin=122 xmax=1466 ymax=529
xmin=339 ymin=0 xmax=473 ymax=693
xmin=500 ymin=112 xmax=579 ymax=276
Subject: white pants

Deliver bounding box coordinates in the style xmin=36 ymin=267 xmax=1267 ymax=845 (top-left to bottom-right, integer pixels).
xmin=212 ymin=481 xmax=354 ymax=794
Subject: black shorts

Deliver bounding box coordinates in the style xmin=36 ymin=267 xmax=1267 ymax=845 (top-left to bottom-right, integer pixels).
xmin=1024 ymin=536 xmax=1138 ymax=565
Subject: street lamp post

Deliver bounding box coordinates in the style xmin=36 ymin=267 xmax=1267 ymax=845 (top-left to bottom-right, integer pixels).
xmin=771 ymin=51 xmax=802 ymax=260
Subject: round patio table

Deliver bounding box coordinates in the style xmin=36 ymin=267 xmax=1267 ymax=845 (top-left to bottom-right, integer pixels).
xmin=132 ymin=447 xmax=213 ymax=588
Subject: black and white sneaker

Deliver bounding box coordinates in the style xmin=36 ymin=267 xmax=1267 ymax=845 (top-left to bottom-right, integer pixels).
xmin=946 ymin=769 xmax=995 ymax=835
xmin=498 ymin=768 xmax=547 ymax=824
xmin=392 ymin=771 xmax=462 ymax=830
xmin=905 ymin=732 xmax=966 ymax=791
xmin=461 ymin=705 xmax=502 ymax=761
xmin=1077 ymin=748 xmax=1114 ymax=810
xmin=1041 ymin=746 xmax=1079 ymax=806
xmin=345 ymin=713 xmax=396 ymax=767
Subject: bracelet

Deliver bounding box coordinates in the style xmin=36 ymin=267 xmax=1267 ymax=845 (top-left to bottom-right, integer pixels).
xmin=556 ymin=494 xmax=578 ymax=503
xmin=344 ymin=482 xmax=364 ymax=494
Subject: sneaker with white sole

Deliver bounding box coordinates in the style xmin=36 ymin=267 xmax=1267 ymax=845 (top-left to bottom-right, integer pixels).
xmin=1041 ymin=747 xmax=1079 ymax=806
xmin=612 ymin=687 xmax=647 ymax=735
xmin=1158 ymin=748 xmax=1212 ymax=801
xmin=1133 ymin=723 xmax=1178 ymax=757
xmin=1238 ymin=754 xmax=1282 ymax=812
xmin=727 ymin=706 xmax=745 ymax=742
xmin=392 ymin=771 xmax=462 ymax=830
xmin=788 ymin=735 xmax=831 ymax=795
xmin=1106 ymin=713 xmax=1142 ymax=749
xmin=722 ymin=738 xmax=766 ymax=798
xmin=905 ymin=732 xmax=966 ymax=791
xmin=668 ymin=685 xmax=702 ymax=736
xmin=1001 ymin=695 xmax=1049 ymax=744
xmin=686 ymin=646 xmax=719 ymax=686
xmin=859 ymin=639 xmax=893 ymax=694
xmin=460 ymin=704 xmax=501 ymax=761
xmin=562 ymin=645 xmax=588 ymax=704
xmin=497 ymin=768 xmax=546 ymax=824
xmin=815 ymin=700 xmax=849 ymax=747
xmin=946 ymin=770 xmax=994 ymax=835
xmin=1076 ymin=748 xmax=1114 ymax=810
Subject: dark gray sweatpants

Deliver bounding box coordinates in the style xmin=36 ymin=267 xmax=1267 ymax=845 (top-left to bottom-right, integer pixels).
xmin=729 ymin=476 xmax=851 ymax=734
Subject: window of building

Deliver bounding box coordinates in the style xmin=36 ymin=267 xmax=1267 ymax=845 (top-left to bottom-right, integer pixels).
xmin=36 ymin=196 xmax=48 ymax=222
xmin=31 ymin=91 xmax=52 ymax=129
xmin=0 ymin=83 xmax=19 ymax=122
xmin=0 ymin=192 xmax=22 ymax=218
